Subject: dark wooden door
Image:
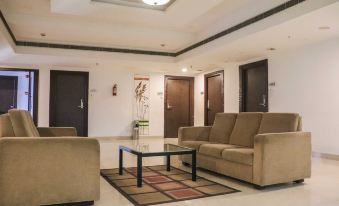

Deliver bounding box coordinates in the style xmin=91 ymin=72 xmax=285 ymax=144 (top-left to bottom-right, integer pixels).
xmin=205 ymin=71 xmax=224 ymax=126
xmin=50 ymin=71 xmax=89 ymax=136
xmin=239 ymin=60 xmax=268 ymax=112
xmin=164 ymin=76 xmax=194 ymax=138
xmin=0 ymin=76 xmax=18 ymax=114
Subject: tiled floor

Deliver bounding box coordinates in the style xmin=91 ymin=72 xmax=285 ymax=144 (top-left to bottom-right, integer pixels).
xmin=95 ymin=137 xmax=339 ymax=206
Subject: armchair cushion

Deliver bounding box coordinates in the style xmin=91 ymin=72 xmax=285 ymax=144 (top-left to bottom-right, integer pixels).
xmin=258 ymin=113 xmax=300 ymax=134
xmin=199 ymin=144 xmax=239 ymax=158
xmin=222 ymin=148 xmax=254 ymax=166
xmin=229 ymin=113 xmax=262 ymax=147
xmin=38 ymin=127 xmax=77 ymax=137
xmin=8 ymin=109 xmax=40 ymax=137
xmin=180 ymin=141 xmax=210 ymax=150
xmin=0 ymin=114 xmax=15 ymax=138
xmin=209 ymin=113 xmax=237 ymax=144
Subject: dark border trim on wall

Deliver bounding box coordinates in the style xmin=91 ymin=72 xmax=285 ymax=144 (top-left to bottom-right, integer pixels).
xmin=164 ymin=75 xmax=194 ymax=138
xmin=204 ymin=70 xmax=224 ymax=126
xmin=239 ymin=59 xmax=268 ymax=112
xmin=0 ymin=0 xmax=305 ymax=57
xmin=0 ymin=68 xmax=39 ymax=125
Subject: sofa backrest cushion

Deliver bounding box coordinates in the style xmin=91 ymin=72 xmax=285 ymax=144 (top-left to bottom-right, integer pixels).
xmin=8 ymin=109 xmax=40 ymax=137
xmin=209 ymin=113 xmax=237 ymax=143
xmin=0 ymin=114 xmax=15 ymax=137
xmin=258 ymin=113 xmax=300 ymax=134
xmin=229 ymin=113 xmax=263 ymax=147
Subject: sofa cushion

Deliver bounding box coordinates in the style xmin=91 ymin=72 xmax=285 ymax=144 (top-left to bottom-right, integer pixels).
xmin=199 ymin=144 xmax=239 ymax=158
xmin=222 ymin=148 xmax=254 ymax=166
xmin=8 ymin=109 xmax=40 ymax=137
xmin=258 ymin=113 xmax=300 ymax=134
xmin=209 ymin=113 xmax=237 ymax=144
xmin=0 ymin=114 xmax=15 ymax=137
xmin=180 ymin=141 xmax=211 ymax=150
xmin=229 ymin=113 xmax=262 ymax=148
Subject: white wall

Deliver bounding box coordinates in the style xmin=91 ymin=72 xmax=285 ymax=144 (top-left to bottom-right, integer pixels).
xmin=194 ymin=37 xmax=339 ymax=155
xmin=268 ymin=37 xmax=339 ymax=155
xmin=37 ymin=66 xmax=165 ymax=137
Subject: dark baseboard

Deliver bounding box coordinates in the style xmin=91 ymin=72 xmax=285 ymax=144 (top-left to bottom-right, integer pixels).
xmin=43 ymin=201 xmax=94 ymax=206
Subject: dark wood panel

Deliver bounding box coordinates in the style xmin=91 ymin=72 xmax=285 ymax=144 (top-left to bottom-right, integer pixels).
xmin=0 ymin=75 xmax=18 ymax=114
xmin=239 ymin=60 xmax=268 ymax=112
xmin=204 ymin=71 xmax=224 ymax=126
xmin=50 ymin=70 xmax=89 ymax=136
xmin=164 ymin=76 xmax=194 ymax=138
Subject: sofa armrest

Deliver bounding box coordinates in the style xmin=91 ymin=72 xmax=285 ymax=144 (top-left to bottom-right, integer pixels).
xmin=253 ymin=132 xmax=312 ymax=186
xmin=178 ymin=126 xmax=212 ymax=142
xmin=37 ymin=127 xmax=77 ymax=137
xmin=0 ymin=137 xmax=100 ymax=206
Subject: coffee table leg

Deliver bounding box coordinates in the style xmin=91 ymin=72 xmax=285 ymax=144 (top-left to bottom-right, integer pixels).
xmin=166 ymin=155 xmax=171 ymax=171
xmin=137 ymin=154 xmax=142 ymax=187
xmin=119 ymin=148 xmax=123 ymax=175
xmin=192 ymin=150 xmax=197 ymax=181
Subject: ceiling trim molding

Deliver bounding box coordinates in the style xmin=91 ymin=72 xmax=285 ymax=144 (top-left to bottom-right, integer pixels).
xmin=0 ymin=0 xmax=305 ymax=57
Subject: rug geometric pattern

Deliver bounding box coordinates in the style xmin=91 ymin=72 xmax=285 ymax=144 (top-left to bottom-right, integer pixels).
xmin=101 ymin=165 xmax=240 ymax=206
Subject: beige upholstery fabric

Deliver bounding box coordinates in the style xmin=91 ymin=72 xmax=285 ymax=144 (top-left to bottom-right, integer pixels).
xmin=222 ymin=148 xmax=254 ymax=166
xmin=253 ymin=132 xmax=312 ymax=186
xmin=209 ymin=113 xmax=237 ymax=143
xmin=8 ymin=109 xmax=40 ymax=137
xmin=258 ymin=113 xmax=299 ymax=134
xmin=0 ymin=114 xmax=15 ymax=137
xmin=178 ymin=113 xmax=312 ymax=187
xmin=38 ymin=127 xmax=78 ymax=137
xmin=0 ymin=137 xmax=100 ymax=206
xmin=178 ymin=126 xmax=212 ymax=142
xmin=229 ymin=113 xmax=262 ymax=147
xmin=199 ymin=144 xmax=239 ymax=158
xmin=180 ymin=141 xmax=211 ymax=150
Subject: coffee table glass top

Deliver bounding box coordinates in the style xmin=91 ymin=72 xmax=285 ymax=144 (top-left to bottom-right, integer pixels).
xmin=119 ymin=143 xmax=194 ymax=154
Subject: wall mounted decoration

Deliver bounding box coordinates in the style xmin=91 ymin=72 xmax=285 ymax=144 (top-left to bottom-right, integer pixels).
xmin=133 ymin=75 xmax=150 ymax=135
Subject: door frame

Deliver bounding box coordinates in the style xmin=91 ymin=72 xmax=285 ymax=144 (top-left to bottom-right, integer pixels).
xmin=49 ymin=70 xmax=89 ymax=136
xmin=164 ymin=75 xmax=194 ymax=138
xmin=0 ymin=68 xmax=39 ymax=125
xmin=239 ymin=59 xmax=268 ymax=112
xmin=204 ymin=70 xmax=224 ymax=126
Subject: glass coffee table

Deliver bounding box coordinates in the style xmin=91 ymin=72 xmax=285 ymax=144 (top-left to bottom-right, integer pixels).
xmin=119 ymin=143 xmax=196 ymax=187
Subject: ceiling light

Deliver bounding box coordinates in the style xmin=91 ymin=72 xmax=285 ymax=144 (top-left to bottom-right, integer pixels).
xmin=267 ymin=48 xmax=276 ymax=51
xmin=142 ymin=0 xmax=170 ymax=6
xmin=181 ymin=67 xmax=188 ymax=73
xmin=40 ymin=33 xmax=46 ymax=37
xmin=318 ymin=26 xmax=330 ymax=30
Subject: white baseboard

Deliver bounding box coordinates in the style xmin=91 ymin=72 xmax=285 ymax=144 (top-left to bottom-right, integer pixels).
xmin=313 ymin=152 xmax=339 ymax=161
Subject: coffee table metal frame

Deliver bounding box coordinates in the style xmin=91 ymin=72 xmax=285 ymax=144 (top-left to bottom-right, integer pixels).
xmin=119 ymin=144 xmax=196 ymax=187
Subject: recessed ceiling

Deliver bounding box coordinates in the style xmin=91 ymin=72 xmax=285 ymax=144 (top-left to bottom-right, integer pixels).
xmin=93 ymin=0 xmax=176 ymax=11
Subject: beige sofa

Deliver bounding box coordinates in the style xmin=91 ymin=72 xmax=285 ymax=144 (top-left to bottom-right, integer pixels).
xmin=179 ymin=112 xmax=311 ymax=189
xmin=0 ymin=110 xmax=100 ymax=206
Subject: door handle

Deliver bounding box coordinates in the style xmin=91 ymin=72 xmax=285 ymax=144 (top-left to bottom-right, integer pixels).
xmin=167 ymin=101 xmax=173 ymax=110
xmin=207 ymin=100 xmax=210 ymax=110
xmin=78 ymin=99 xmax=84 ymax=109
xmin=259 ymin=95 xmax=267 ymax=107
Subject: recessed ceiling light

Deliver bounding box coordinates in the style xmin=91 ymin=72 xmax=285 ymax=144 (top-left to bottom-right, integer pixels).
xmin=267 ymin=48 xmax=276 ymax=51
xmin=318 ymin=26 xmax=330 ymax=30
xmin=181 ymin=67 xmax=188 ymax=73
xmin=142 ymin=0 xmax=170 ymax=6
xmin=160 ymin=44 xmax=166 ymax=47
xmin=40 ymin=33 xmax=46 ymax=37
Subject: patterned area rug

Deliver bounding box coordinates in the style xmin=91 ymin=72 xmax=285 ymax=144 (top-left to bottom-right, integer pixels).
xmin=101 ymin=165 xmax=240 ymax=206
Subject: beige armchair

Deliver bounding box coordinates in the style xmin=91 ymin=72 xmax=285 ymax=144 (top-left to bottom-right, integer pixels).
xmin=0 ymin=110 xmax=100 ymax=206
